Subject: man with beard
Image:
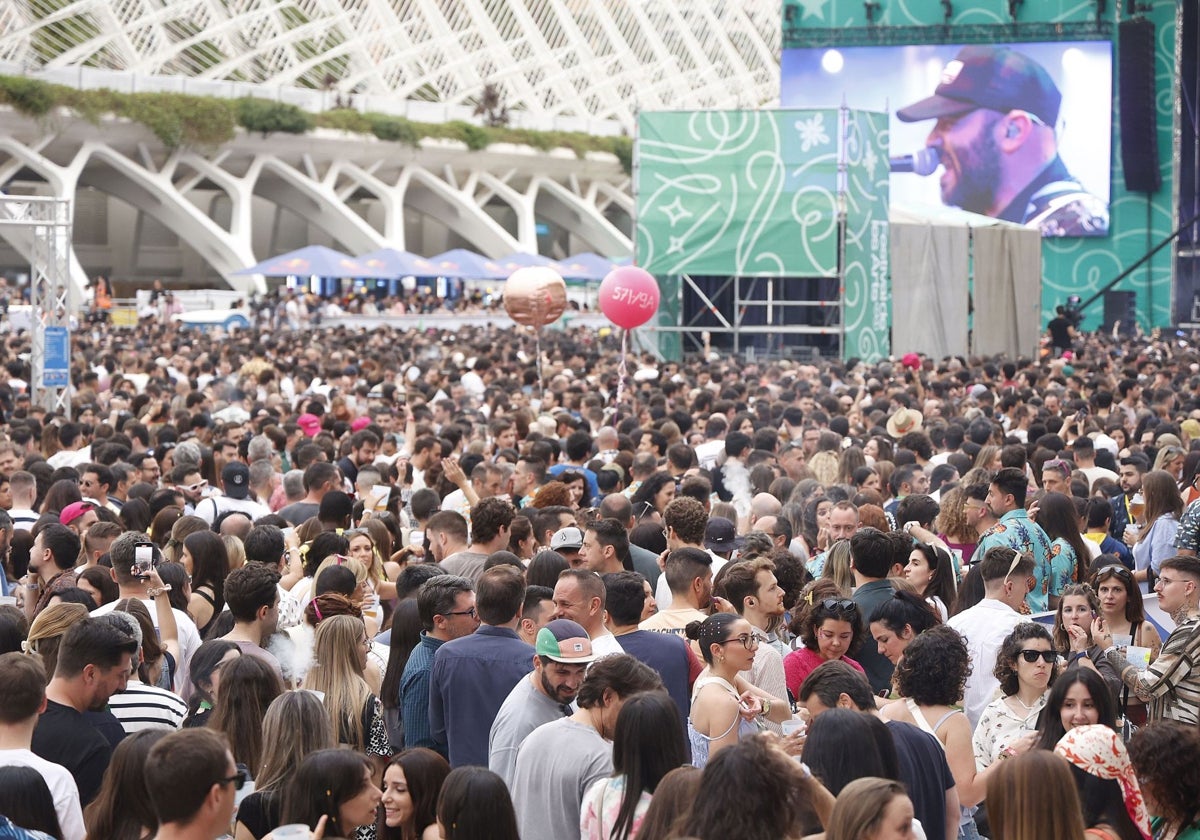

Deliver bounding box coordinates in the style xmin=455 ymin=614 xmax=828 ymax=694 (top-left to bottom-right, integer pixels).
xmin=487 ymin=619 xmax=598 ymax=787
xmin=897 ymin=45 xmax=1107 ymax=236
xmin=31 ymin=618 xmax=138 ymax=805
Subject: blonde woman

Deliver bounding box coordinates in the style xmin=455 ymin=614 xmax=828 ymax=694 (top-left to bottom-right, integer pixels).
xmin=235 ymin=691 xmax=335 ymax=840
xmin=310 ymin=554 xmax=380 ymax=635
xmin=820 ymin=540 xmax=855 ymax=595
xmin=24 ymin=603 xmax=88 ymax=680
xmin=222 ymin=535 xmax=247 ymax=571
xmin=162 ymin=515 xmax=208 ymax=565
xmin=304 ymin=615 xmax=391 ymax=778
xmin=825 ymin=777 xmax=915 ymax=840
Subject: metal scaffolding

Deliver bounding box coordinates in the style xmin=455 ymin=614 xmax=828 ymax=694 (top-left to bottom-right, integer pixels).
xmin=0 ymin=196 xmax=74 ymax=418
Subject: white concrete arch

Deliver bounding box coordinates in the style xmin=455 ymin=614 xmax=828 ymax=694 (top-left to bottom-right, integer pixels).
xmin=174 ymin=152 xmax=255 ymax=244
xmin=245 ymin=155 xmax=386 ymax=256
xmin=74 ymin=143 xmax=261 ymax=293
xmin=529 ymin=176 xmax=631 ymax=257
xmin=328 ymin=162 xmax=404 ymax=246
xmin=588 ymin=180 xmax=635 ymax=216
xmin=472 ymin=171 xmax=537 ymax=251
xmin=396 ymin=167 xmax=519 ymax=258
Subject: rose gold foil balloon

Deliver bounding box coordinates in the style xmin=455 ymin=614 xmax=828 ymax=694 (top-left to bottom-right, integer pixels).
xmin=504 ymin=266 xmax=567 ymax=327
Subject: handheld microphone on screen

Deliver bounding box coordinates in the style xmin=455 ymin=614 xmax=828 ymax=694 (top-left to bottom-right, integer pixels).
xmin=889 ymin=148 xmax=940 ymax=176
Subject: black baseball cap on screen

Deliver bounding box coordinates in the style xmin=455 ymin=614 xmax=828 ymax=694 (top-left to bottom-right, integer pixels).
xmin=897 ymin=45 xmax=1062 ymax=126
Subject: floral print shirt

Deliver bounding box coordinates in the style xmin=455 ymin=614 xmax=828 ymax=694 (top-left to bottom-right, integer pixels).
xmin=974 ymin=509 xmax=1056 ymax=612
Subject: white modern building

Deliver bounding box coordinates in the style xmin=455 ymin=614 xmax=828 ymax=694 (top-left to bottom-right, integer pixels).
xmin=0 ymin=0 xmax=781 ymax=295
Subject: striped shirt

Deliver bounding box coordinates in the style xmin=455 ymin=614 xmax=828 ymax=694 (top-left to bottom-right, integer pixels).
xmin=107 ymin=682 xmax=188 ymax=733
xmin=1105 ymin=614 xmax=1200 ymax=725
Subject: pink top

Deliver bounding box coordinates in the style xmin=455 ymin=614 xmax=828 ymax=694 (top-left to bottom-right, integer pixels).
xmin=783 ymin=646 xmax=864 ymax=698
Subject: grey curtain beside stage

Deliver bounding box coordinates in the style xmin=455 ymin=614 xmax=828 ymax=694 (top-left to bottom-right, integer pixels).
xmin=972 ymin=225 xmax=1043 ymax=359
xmin=891 ymin=222 xmax=969 ymax=359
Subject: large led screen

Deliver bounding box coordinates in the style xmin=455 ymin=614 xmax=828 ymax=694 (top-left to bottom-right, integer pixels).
xmin=781 ymin=41 xmax=1112 ymax=237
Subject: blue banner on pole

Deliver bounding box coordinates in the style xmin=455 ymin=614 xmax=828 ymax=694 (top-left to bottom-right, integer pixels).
xmin=42 ymin=326 xmax=69 ymax=388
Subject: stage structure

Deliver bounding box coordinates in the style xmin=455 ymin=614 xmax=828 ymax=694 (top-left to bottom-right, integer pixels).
xmin=0 ymin=196 xmax=73 ymax=418
xmin=635 ymin=108 xmax=890 ymax=362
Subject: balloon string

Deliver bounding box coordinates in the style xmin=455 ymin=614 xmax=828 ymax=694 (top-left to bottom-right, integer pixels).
xmin=616 ymin=330 xmax=628 ymax=415
xmin=536 ymin=331 xmax=544 ymax=403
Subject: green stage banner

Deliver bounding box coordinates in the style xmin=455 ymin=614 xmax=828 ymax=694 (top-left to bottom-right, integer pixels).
xmin=636 ymin=110 xmax=841 ymax=278
xmin=842 ymin=109 xmax=891 ymax=362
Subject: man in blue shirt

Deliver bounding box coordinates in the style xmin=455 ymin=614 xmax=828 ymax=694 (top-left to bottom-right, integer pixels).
xmin=400 ymin=575 xmax=477 ymax=754
xmin=429 ymin=565 xmax=534 ymax=766
xmin=547 ymin=430 xmax=600 ymax=506
xmin=976 ymin=467 xmax=1060 ymax=612
xmin=604 ymin=571 xmax=692 ymax=724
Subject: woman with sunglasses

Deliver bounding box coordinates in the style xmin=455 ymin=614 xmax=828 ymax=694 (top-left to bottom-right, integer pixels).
xmin=1154 ymin=445 xmax=1187 ymax=483
xmin=628 ymin=473 xmax=677 ymax=522
xmin=1129 ymin=469 xmax=1182 ymax=586
xmin=685 ymin=613 xmax=792 ymax=768
xmin=973 ymin=623 xmax=1058 ymax=770
xmin=783 ymin=583 xmax=866 ymax=700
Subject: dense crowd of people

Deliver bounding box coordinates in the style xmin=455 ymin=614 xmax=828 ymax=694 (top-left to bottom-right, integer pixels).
xmin=0 ymin=317 xmax=1198 ymax=840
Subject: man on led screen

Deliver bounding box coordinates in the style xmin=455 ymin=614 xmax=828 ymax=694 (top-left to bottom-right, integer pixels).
xmin=897 ymin=45 xmax=1108 ymax=236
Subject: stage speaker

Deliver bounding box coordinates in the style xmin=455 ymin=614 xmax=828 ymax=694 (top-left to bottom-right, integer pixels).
xmin=1118 ymin=18 xmax=1161 ymax=193
xmin=1103 ymin=290 xmax=1138 ymax=334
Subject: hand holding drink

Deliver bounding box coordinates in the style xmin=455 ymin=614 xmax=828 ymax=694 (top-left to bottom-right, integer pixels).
xmin=1128 ymin=491 xmax=1145 ymax=521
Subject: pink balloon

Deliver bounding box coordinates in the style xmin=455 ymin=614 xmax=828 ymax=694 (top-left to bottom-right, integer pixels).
xmin=598 ymin=266 xmax=660 ymax=329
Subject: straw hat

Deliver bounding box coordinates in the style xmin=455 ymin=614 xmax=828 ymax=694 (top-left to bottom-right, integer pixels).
xmin=886 ymin=408 xmax=924 ymax=439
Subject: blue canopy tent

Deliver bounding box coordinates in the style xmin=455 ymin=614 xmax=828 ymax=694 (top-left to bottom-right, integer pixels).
xmin=356 ymin=248 xmax=438 ymax=297
xmin=557 ymin=252 xmax=619 ymax=282
xmin=234 ymin=245 xmax=390 ymax=296
xmin=356 ymin=247 xmax=436 ymax=278
xmin=427 ymin=249 xmax=507 ymax=279
xmin=425 ymin=250 xmax=507 ymax=302
xmin=496 ymin=252 xmax=563 ymax=275
xmin=234 ymin=245 xmax=387 ymax=277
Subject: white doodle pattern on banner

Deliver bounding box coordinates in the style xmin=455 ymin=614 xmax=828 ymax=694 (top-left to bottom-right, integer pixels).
xmin=637 ymin=110 xmax=841 ymax=280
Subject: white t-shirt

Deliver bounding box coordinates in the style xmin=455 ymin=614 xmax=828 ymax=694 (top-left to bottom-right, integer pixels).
xmin=0 ymin=748 xmax=85 ymax=840
xmin=946 ymin=599 xmax=1025 ymax=728
xmin=92 ymin=598 xmax=202 ymax=698
xmin=655 ymin=554 xmax=727 ymax=611
xmin=194 ymin=494 xmax=270 ymax=526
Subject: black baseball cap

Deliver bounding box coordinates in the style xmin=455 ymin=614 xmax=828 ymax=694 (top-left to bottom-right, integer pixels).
xmin=897 ymin=46 xmax=1062 ymax=126
xmin=704 ymin=517 xmax=746 ymax=553
xmin=222 ymin=462 xmax=250 ymax=499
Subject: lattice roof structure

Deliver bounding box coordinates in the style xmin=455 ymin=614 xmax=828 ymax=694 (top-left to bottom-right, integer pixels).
xmin=1 ymin=0 xmax=782 ymax=129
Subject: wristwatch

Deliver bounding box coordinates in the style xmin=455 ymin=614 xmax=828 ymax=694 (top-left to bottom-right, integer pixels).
xmin=1070 ymin=651 xmax=1089 ymax=664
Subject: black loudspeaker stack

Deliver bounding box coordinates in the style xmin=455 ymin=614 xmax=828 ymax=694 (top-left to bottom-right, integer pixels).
xmin=1104 ymin=290 xmax=1138 ymax=334
xmin=1118 ymin=18 xmax=1162 ymax=194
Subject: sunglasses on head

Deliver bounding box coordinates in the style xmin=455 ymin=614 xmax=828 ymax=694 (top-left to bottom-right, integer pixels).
xmin=820 ymin=598 xmax=858 ymax=614
xmin=1095 ymin=564 xmax=1132 ymax=581
xmin=1001 ymin=549 xmax=1025 ymax=584
xmin=1018 ymin=649 xmax=1058 ymax=664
